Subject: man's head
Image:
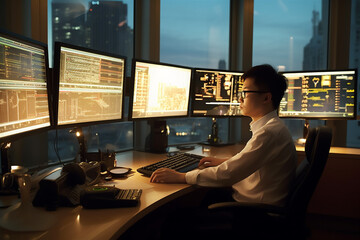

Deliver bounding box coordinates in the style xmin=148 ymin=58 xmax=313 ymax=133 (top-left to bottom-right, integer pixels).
xmin=241 ymin=64 xmax=287 ymax=109
xmin=239 ymin=64 xmax=287 ymax=120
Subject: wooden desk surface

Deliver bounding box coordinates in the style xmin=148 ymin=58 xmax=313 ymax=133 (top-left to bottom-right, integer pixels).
xmin=1 ymin=143 xmax=358 ymax=239
xmin=296 ymin=145 xmax=360 ymax=159
xmin=0 ymin=144 xmax=245 ymax=240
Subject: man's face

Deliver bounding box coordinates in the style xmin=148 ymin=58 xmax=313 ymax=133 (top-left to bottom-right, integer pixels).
xmin=239 ymin=78 xmax=268 ymax=119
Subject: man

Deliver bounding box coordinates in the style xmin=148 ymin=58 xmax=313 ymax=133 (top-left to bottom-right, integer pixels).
xmin=150 ymin=64 xmax=297 ymax=207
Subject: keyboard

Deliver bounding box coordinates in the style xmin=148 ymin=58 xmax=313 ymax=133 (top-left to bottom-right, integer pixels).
xmin=137 ymin=152 xmax=204 ymax=177
xmin=80 ymin=186 xmax=142 ymax=208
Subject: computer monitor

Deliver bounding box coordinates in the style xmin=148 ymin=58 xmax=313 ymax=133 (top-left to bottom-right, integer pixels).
xmin=129 ymin=59 xmax=192 ymax=120
xmin=0 ymin=31 xmax=51 ymax=175
xmin=190 ymin=68 xmax=244 ymax=117
xmin=279 ymin=69 xmax=357 ymax=119
xmin=53 ymin=42 xmax=126 ymax=128
xmin=0 ymin=31 xmax=51 ymax=141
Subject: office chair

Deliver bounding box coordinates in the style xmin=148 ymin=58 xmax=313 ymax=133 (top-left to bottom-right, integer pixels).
xmin=207 ymin=126 xmax=333 ymax=239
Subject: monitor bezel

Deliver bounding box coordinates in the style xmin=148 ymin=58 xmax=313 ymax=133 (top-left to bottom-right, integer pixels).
xmin=0 ymin=29 xmax=52 ymax=143
xmin=53 ymin=41 xmax=127 ymax=129
xmin=128 ymin=59 xmax=193 ymax=121
xmin=278 ymin=69 xmax=358 ymax=120
xmin=190 ymin=67 xmax=245 ymax=118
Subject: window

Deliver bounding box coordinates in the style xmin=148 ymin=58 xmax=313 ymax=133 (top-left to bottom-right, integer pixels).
xmin=253 ymin=0 xmax=328 ymax=71
xmin=160 ymin=0 xmax=230 ymax=69
xmin=347 ymin=0 xmax=360 ymax=148
xmin=160 ymin=0 xmax=231 ymax=145
xmin=253 ymin=0 xmax=329 ymax=141
xmin=48 ymin=0 xmax=134 ymax=163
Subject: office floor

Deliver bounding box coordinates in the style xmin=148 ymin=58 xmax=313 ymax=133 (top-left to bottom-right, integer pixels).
xmin=306 ymin=214 xmax=360 ymax=240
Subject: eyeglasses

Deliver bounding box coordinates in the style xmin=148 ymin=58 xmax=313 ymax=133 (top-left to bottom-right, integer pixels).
xmin=238 ymin=91 xmax=269 ymax=99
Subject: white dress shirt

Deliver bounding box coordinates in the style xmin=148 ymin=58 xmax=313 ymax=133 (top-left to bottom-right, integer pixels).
xmin=185 ymin=110 xmax=297 ymax=206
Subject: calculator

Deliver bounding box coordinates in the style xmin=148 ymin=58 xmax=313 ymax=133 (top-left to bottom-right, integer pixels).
xmin=80 ymin=186 xmax=142 ymax=209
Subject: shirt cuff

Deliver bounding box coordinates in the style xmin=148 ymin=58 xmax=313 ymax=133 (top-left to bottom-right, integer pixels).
xmin=185 ymin=169 xmax=200 ymax=184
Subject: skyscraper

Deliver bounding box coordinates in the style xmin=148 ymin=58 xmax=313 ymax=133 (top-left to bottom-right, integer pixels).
xmin=52 ymin=1 xmax=133 ymax=74
xmin=52 ymin=3 xmax=86 ymax=46
xmin=218 ymin=59 xmax=226 ymax=70
xmin=302 ymin=10 xmax=326 ymax=70
xmin=87 ymin=1 xmax=133 ymax=60
xmin=349 ymin=0 xmax=360 ymax=72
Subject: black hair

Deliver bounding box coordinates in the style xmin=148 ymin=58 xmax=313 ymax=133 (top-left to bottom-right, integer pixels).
xmin=241 ymin=64 xmax=287 ymax=109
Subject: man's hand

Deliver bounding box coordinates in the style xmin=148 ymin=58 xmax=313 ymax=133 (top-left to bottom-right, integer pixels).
xmin=150 ymin=168 xmax=186 ymax=183
xmin=198 ymin=157 xmax=227 ymax=168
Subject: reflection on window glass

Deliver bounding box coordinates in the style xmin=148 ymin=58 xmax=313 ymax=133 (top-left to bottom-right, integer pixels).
xmin=49 ymin=0 xmax=133 ymax=73
xmin=347 ymin=0 xmax=360 ymax=148
xmin=167 ymin=118 xmax=229 ymax=146
xmin=48 ymin=0 xmax=134 ymax=162
xmin=48 ymin=122 xmax=133 ymax=164
xmin=253 ymin=0 xmax=329 ymax=141
xmin=160 ymin=0 xmax=231 ymax=145
xmin=48 ymin=129 xmax=79 ymax=163
xmin=160 ymin=0 xmax=229 ymax=69
xmin=86 ymin=122 xmax=133 ymax=152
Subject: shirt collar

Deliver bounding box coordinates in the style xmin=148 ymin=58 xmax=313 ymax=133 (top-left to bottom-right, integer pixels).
xmin=250 ymin=110 xmax=278 ymax=133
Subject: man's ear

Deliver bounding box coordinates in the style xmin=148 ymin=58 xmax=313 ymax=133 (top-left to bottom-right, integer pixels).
xmin=264 ymin=92 xmax=272 ymax=103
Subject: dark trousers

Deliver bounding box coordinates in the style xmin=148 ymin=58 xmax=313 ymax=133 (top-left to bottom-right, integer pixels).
xmin=160 ymin=187 xmax=238 ymax=239
xmin=120 ymin=187 xmax=240 ymax=240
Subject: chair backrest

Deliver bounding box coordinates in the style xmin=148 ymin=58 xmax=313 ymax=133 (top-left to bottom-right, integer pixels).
xmin=285 ymin=126 xmax=332 ymax=225
xmin=292 ymin=127 xmax=317 ymax=188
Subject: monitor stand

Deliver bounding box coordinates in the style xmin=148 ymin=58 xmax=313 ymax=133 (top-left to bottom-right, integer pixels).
xmin=296 ymin=119 xmax=310 ymax=145
xmin=0 ymin=170 xmax=56 ymax=231
xmin=204 ymin=118 xmax=233 ymax=147
xmin=145 ymin=119 xmax=169 ymax=153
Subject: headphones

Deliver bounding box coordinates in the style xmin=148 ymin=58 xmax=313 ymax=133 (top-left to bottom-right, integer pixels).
xmin=61 ymin=161 xmax=101 ymax=186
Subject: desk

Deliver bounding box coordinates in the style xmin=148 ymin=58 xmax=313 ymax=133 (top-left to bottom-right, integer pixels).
xmin=0 ymin=144 xmax=244 ymax=240
xmin=1 ymin=143 xmax=359 ymax=239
